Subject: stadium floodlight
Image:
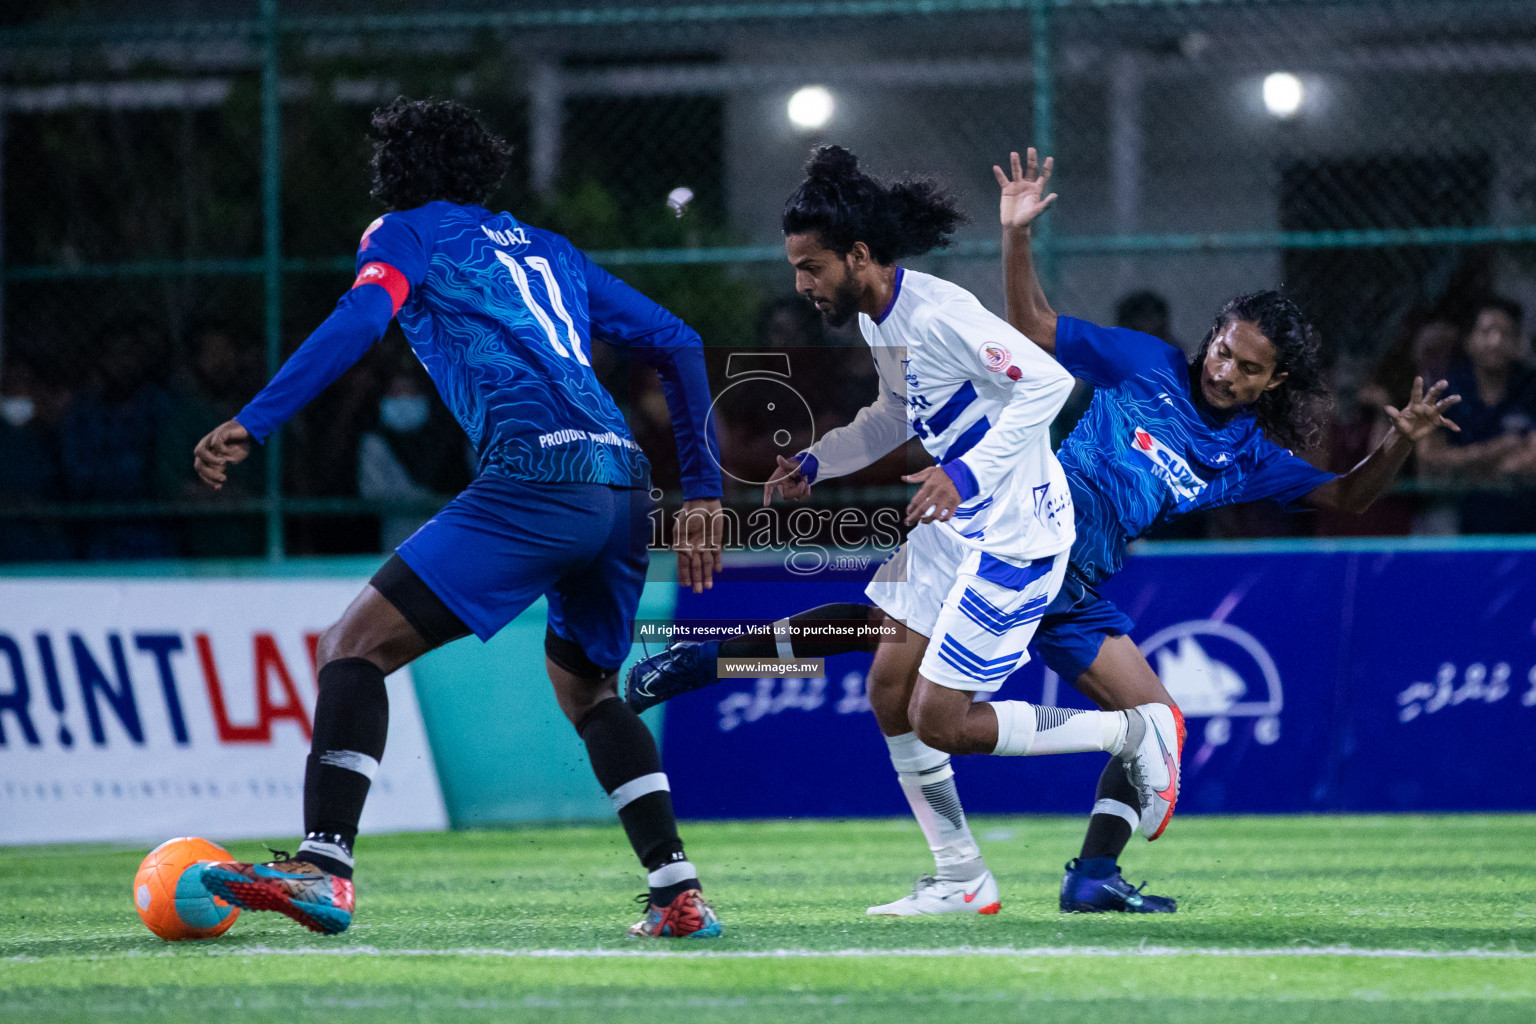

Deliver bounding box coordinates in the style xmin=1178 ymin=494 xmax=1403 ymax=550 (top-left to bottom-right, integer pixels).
xmin=1262 ymin=72 xmax=1304 ymax=118
xmin=788 ymin=86 xmax=834 ymax=131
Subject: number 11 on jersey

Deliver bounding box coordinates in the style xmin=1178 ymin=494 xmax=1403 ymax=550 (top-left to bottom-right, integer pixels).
xmin=495 ymin=250 xmax=591 ymax=366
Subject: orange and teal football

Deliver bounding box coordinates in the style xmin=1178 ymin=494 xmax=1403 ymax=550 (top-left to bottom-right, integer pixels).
xmin=133 ymin=837 xmax=240 ymax=941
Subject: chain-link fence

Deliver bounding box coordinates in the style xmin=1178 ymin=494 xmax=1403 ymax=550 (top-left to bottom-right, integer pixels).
xmin=2 ymin=0 xmax=1535 ymax=561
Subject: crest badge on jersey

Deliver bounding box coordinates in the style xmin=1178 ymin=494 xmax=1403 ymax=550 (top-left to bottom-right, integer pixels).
xmin=980 ymin=343 xmax=1012 ymax=372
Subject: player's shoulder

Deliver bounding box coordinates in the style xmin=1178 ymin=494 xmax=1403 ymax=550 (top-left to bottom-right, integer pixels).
xmin=900 ymin=268 xmax=982 ymax=310
xmin=483 ymin=210 xmax=568 ymax=246
xmin=357 ymin=201 xmax=458 ymax=249
xmin=1063 ymin=316 xmax=1184 ymax=371
xmin=898 ymin=270 xmax=998 ymax=331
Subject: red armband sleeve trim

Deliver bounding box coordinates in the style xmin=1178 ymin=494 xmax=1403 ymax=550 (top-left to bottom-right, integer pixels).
xmin=352 ymin=261 xmax=409 ymax=315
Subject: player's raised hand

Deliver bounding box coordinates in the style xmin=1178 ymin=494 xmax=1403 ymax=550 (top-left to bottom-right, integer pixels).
xmin=193 ymin=419 xmax=253 ymax=490
xmin=902 ymin=465 xmax=962 ymax=527
xmin=675 ymin=498 xmax=724 ymax=594
xmin=994 ymin=148 xmax=1057 ymax=231
xmin=1384 ymin=377 xmax=1461 ymax=442
xmin=763 ymin=454 xmax=813 ymax=506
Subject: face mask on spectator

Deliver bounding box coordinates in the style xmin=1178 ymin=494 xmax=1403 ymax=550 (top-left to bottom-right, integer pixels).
xmin=380 ymin=395 xmax=430 ymax=433
xmin=1 ymin=396 xmax=35 ymax=428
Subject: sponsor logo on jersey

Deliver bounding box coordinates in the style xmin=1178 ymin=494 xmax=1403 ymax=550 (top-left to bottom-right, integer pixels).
xmin=980 ymin=343 xmax=1012 ymax=372
xmin=1131 ymin=427 xmax=1208 ymax=501
xmin=482 ymin=224 xmax=531 ymax=248
xmin=1032 ymin=482 xmax=1071 ymax=529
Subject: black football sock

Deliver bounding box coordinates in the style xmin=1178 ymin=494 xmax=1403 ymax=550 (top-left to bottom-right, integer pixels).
xmin=718 ymin=603 xmax=883 ymax=659
xmin=294 ymin=657 xmax=389 ymax=880
xmin=1078 ymin=755 xmax=1138 ymax=873
xmin=577 ymin=697 xmax=698 ymax=906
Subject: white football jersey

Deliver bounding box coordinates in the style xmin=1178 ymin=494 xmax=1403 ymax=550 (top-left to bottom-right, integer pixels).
xmin=802 ymin=268 xmax=1075 ymax=561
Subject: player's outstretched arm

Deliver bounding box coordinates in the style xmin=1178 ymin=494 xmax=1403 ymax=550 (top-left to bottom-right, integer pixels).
xmin=775 ymin=362 xmax=915 ymax=503
xmin=193 ymin=420 xmax=253 ymax=490
xmin=763 ymin=454 xmax=814 ymax=506
xmin=996 ymin=148 xmax=1059 ymax=354
xmin=1306 ymin=377 xmax=1461 ymax=513
xmin=194 ymin=282 xmax=397 ymax=489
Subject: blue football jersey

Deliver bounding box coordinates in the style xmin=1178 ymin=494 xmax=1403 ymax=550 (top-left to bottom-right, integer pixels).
xmin=361 ymin=202 xmax=698 ymax=487
xmin=237 ymin=201 xmax=720 ymax=498
xmin=1054 ymin=316 xmax=1334 ymax=584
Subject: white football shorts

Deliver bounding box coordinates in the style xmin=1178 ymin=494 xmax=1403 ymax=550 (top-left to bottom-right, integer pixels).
xmin=868 ymin=523 xmax=1069 ymax=693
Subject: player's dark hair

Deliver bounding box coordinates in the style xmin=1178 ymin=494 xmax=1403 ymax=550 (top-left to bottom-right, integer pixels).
xmin=782 ymin=145 xmax=966 ymax=264
xmin=369 ymin=98 xmax=513 ymax=212
xmin=1473 ymin=295 xmax=1523 ymax=328
xmin=1193 ymin=291 xmax=1330 ymax=451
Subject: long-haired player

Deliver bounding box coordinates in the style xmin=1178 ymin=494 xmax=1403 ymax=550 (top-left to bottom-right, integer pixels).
xmin=626 ymin=148 xmax=1459 ymax=917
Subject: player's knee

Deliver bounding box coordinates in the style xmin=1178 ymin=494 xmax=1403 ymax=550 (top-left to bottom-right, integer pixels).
xmin=865 ymin=664 xmax=905 ymax=712
xmin=544 ymin=627 xmax=611 ymax=682
xmin=908 ymin=697 xmax=964 ymax=754
xmin=910 ymin=711 xmax=963 ymax=754
xmin=315 ymin=622 xmax=366 ymax=668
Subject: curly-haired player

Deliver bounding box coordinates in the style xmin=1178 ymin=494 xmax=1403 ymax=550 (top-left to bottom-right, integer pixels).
xmin=626 ymin=148 xmax=1459 ymax=918
xmin=192 ymin=98 xmax=725 ymax=938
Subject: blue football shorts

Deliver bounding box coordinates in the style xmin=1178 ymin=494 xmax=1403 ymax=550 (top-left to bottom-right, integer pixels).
xmin=395 ymin=474 xmax=650 ymax=672
xmin=1031 ymin=567 xmax=1138 ymax=686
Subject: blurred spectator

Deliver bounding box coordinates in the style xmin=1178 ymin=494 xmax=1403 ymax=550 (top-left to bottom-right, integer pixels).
xmin=715 ymin=295 xmax=884 ymax=497
xmin=756 ymin=293 xmax=874 ymax=428
xmin=1410 ymin=315 xmax=1462 ymax=388
xmin=282 ymin=335 xmax=393 ymax=555
xmin=1115 ymin=289 xmax=1182 ymax=352
xmin=1314 ymin=351 xmax=1414 ymax=536
xmin=58 ymin=319 xmax=177 ymax=559
xmin=1417 ymin=297 xmax=1536 ymax=533
xmin=357 ymin=353 xmax=475 ymax=549
xmin=160 ymin=321 xmax=267 ymax=557
xmin=0 ymin=353 xmax=73 ymax=561
xmin=1365 ymin=311 xmax=1460 ymax=412
xmin=757 ymin=294 xmax=827 ymax=349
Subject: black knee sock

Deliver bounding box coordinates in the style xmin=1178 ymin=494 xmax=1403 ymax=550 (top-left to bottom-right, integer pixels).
xmin=295 ymin=658 xmax=389 ymax=879
xmin=719 ymin=603 xmax=882 ymax=659
xmin=576 ymin=697 xmax=697 ymax=905
xmin=1079 ymin=755 xmax=1138 ymax=866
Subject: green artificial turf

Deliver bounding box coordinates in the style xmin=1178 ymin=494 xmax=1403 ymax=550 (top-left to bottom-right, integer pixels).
xmin=2 ymin=815 xmax=1533 ymax=1022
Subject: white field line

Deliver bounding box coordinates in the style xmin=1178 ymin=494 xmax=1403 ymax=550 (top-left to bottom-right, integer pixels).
xmin=6 ymin=944 xmax=1536 ymax=964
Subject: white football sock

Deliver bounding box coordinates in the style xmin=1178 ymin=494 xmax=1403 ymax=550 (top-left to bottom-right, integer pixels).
xmin=885 ymin=732 xmax=985 ymax=881
xmin=647 ymin=859 xmax=699 ymax=892
xmin=992 ymin=703 xmax=1128 ymax=756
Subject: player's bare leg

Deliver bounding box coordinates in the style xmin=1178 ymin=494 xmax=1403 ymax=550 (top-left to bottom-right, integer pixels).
xmin=1061 ymin=634 xmax=1183 ymax=913
xmin=864 ymin=618 xmax=1002 ymax=916
xmin=908 ymin=672 xmax=1178 ymax=840
xmin=202 ymin=583 xmax=434 ymax=934
xmin=1073 ymin=634 xmax=1173 ymax=710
